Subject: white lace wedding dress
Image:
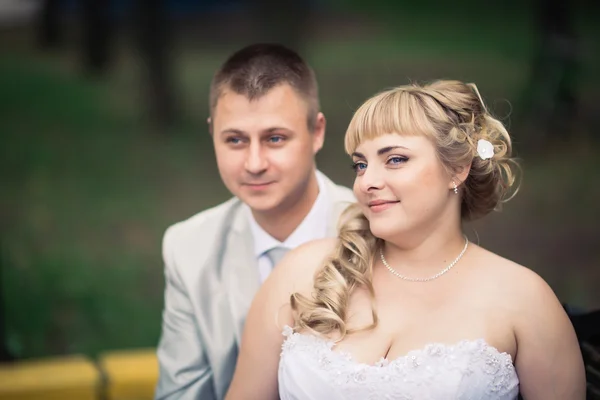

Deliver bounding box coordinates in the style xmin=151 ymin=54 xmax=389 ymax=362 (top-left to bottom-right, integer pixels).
xmin=278 ymin=326 xmax=519 ymax=399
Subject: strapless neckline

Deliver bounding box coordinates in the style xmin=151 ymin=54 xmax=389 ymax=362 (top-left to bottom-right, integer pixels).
xmin=281 ymin=325 xmax=514 ymax=369
xmin=278 ymin=325 xmax=519 ymax=399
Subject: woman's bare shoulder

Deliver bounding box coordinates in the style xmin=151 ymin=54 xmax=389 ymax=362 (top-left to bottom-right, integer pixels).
xmin=267 ymin=237 xmax=339 ymax=297
xmin=285 ymin=237 xmax=339 ymax=268
xmin=471 ymin=245 xmax=561 ymax=310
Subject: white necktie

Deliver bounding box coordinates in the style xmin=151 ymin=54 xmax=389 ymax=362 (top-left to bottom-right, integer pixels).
xmin=265 ymin=246 xmax=289 ymax=268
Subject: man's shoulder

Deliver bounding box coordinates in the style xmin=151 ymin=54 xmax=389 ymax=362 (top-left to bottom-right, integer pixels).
xmin=319 ymin=171 xmax=355 ymax=204
xmin=331 ymin=183 xmax=355 ymax=204
xmin=163 ymin=197 xmax=242 ymax=252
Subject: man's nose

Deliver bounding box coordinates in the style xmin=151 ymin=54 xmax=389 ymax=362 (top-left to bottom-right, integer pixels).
xmin=244 ymin=142 xmax=269 ymax=174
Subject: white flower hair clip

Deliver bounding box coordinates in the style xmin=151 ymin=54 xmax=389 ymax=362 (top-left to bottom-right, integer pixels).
xmin=477 ymin=139 xmax=494 ymax=160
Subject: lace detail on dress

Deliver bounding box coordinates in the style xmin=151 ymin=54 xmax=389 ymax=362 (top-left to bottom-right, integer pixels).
xmin=278 ymin=326 xmax=519 ymax=400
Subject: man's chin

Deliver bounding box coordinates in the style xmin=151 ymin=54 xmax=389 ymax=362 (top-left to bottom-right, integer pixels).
xmin=241 ymin=196 xmax=280 ymax=214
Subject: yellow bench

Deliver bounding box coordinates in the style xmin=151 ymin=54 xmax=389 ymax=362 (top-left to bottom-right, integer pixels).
xmin=98 ymin=348 xmax=158 ymax=400
xmin=0 ymin=355 xmax=99 ymax=400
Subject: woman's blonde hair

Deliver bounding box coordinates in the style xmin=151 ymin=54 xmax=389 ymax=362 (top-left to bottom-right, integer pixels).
xmin=291 ymin=80 xmax=519 ymax=339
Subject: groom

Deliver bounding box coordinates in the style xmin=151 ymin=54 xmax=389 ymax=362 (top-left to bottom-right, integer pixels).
xmin=154 ymin=44 xmax=355 ymax=400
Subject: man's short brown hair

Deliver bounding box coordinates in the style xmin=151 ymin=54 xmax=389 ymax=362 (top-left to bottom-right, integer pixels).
xmin=209 ymin=44 xmax=320 ymax=131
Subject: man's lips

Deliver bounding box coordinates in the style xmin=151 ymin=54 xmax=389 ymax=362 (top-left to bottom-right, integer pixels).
xmin=242 ymin=181 xmax=275 ymax=189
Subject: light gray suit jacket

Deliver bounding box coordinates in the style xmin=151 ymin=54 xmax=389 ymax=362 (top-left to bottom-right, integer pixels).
xmin=155 ymin=172 xmax=355 ymax=400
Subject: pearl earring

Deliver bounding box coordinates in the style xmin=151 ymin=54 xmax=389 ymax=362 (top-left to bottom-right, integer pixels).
xmin=453 ymin=181 xmax=458 ymax=194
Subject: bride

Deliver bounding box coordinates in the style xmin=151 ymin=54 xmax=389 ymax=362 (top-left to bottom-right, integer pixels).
xmin=225 ymin=80 xmax=585 ymax=399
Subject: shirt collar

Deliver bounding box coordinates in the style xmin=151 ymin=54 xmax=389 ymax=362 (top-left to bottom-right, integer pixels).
xmin=246 ymin=171 xmax=330 ymax=258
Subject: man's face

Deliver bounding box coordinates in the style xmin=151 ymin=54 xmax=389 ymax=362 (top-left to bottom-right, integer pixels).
xmin=211 ymin=84 xmax=325 ymax=214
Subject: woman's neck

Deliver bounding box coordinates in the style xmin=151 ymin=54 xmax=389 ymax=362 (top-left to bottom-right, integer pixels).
xmin=381 ymin=227 xmax=467 ymax=277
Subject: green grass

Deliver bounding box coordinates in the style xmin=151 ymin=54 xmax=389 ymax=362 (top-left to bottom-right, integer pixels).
xmin=1 ymin=12 xmax=599 ymax=359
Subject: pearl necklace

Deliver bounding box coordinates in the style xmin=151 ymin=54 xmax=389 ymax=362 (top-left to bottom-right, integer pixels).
xmin=379 ymin=237 xmax=469 ymax=282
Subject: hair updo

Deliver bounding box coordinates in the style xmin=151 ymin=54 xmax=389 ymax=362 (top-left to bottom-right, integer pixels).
xmin=345 ymin=79 xmax=518 ymax=220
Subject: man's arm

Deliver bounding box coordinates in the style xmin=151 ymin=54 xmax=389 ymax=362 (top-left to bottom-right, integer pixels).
xmin=155 ymin=227 xmax=216 ymax=400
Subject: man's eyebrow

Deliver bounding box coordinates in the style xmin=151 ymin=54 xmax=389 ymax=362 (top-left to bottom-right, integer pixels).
xmin=264 ymin=127 xmax=292 ymax=133
xmin=220 ymin=129 xmax=246 ymax=136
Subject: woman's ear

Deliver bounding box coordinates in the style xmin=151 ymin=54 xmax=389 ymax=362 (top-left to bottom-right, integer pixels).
xmin=449 ymin=163 xmax=472 ymax=189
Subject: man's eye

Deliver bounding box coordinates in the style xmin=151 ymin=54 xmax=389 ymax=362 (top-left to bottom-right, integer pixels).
xmin=226 ymin=137 xmax=243 ymax=144
xmin=269 ymin=136 xmax=285 ymax=143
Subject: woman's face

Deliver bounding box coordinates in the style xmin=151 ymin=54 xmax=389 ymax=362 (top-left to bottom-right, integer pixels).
xmin=352 ymin=133 xmax=457 ymax=242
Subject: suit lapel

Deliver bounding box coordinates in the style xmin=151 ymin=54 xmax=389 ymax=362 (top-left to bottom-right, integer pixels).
xmin=222 ymin=205 xmax=260 ymax=345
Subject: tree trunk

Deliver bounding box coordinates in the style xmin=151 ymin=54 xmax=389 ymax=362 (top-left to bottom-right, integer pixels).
xmin=37 ymin=0 xmax=63 ymax=49
xmin=135 ymin=0 xmax=177 ymax=130
xmin=81 ymin=0 xmax=112 ymax=75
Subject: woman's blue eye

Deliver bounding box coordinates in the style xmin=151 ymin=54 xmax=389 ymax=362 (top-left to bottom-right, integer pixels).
xmin=389 ymin=156 xmax=408 ymax=164
xmin=352 ymin=162 xmax=367 ymax=172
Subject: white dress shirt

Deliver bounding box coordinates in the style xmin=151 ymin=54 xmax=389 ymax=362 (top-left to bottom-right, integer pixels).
xmin=246 ymin=171 xmax=331 ymax=282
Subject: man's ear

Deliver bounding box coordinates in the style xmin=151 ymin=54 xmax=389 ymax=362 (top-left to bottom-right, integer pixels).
xmin=207 ymin=117 xmax=213 ymax=135
xmin=312 ymin=112 xmax=326 ymax=154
